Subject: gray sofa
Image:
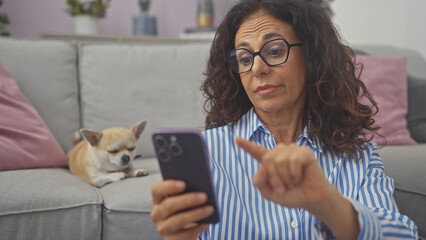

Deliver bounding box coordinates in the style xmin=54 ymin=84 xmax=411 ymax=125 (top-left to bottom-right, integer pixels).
xmin=0 ymin=37 xmax=425 ymax=240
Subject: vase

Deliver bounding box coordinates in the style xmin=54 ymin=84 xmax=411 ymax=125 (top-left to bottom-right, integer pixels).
xmin=74 ymin=15 xmax=98 ymax=35
xmin=197 ymin=0 xmax=214 ymax=28
xmin=133 ymin=12 xmax=157 ymax=36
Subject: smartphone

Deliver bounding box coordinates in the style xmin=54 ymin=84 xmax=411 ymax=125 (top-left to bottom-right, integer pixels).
xmin=152 ymin=129 xmax=220 ymax=224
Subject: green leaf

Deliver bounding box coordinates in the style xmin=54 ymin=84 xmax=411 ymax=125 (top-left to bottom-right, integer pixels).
xmin=65 ymin=0 xmax=110 ymax=18
xmin=138 ymin=0 xmax=151 ymax=12
xmin=0 ymin=13 xmax=9 ymax=24
xmin=0 ymin=25 xmax=10 ymax=36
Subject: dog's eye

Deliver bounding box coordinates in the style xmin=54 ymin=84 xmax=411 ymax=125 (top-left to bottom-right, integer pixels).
xmin=128 ymin=147 xmax=135 ymax=152
xmin=108 ymin=149 xmax=119 ymax=154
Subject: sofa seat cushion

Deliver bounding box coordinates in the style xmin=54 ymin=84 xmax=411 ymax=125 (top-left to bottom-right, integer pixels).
xmin=379 ymin=144 xmax=426 ymax=239
xmin=0 ymin=167 xmax=103 ymax=240
xmin=99 ymin=158 xmax=162 ymax=240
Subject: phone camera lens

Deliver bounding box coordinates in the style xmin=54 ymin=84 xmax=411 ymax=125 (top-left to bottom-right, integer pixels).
xmin=154 ymin=135 xmax=168 ymax=148
xmin=158 ymin=149 xmax=171 ymax=163
xmin=169 ymin=142 xmax=183 ymax=156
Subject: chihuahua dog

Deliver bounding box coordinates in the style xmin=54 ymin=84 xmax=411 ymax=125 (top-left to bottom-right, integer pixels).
xmin=68 ymin=120 xmax=148 ymax=187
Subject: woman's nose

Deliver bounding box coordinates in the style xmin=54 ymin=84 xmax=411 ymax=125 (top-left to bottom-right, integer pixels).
xmin=250 ymin=55 xmax=270 ymax=76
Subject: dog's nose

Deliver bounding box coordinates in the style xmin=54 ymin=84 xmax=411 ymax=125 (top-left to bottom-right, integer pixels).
xmin=121 ymin=155 xmax=130 ymax=164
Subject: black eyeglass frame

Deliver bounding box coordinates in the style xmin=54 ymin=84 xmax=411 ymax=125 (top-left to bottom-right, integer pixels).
xmin=228 ymin=38 xmax=303 ymax=74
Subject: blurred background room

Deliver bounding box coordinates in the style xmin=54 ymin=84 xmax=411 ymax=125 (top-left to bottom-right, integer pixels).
xmin=1 ymin=0 xmax=425 ymax=61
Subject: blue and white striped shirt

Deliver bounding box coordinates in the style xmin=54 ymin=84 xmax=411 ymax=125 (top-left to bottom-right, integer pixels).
xmin=201 ymin=108 xmax=418 ymax=239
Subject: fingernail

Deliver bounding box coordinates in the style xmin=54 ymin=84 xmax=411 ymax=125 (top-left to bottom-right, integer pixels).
xmin=197 ymin=193 xmax=207 ymax=202
xmin=204 ymin=206 xmax=214 ymax=214
xmin=183 ymin=223 xmax=198 ymax=229
xmin=175 ymin=181 xmax=184 ymax=188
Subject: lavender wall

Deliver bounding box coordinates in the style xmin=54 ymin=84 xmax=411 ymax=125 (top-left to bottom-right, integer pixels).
xmin=2 ymin=0 xmax=425 ymax=61
xmin=1 ymin=0 xmax=239 ymax=38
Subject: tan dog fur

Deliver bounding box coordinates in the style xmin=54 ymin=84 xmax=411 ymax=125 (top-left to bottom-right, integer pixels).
xmin=68 ymin=120 xmax=148 ymax=187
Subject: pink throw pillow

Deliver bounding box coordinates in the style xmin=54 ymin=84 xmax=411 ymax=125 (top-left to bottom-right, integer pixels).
xmin=356 ymin=55 xmax=416 ymax=145
xmin=0 ymin=63 xmax=67 ymax=171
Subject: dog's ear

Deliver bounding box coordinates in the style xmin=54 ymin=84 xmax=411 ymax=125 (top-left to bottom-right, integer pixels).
xmin=80 ymin=129 xmax=103 ymax=146
xmin=131 ymin=120 xmax=147 ymax=140
xmin=72 ymin=130 xmax=83 ymax=146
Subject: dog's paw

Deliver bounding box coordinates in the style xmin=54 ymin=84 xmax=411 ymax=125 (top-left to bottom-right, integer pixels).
xmin=110 ymin=172 xmax=127 ymax=181
xmin=134 ymin=169 xmax=149 ymax=177
xmin=92 ymin=172 xmax=127 ymax=187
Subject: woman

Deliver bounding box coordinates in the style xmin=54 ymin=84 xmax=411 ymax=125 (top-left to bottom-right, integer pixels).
xmin=150 ymin=0 xmax=418 ymax=239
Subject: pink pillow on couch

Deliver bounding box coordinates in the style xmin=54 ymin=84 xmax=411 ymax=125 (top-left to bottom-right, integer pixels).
xmin=356 ymin=55 xmax=417 ymax=146
xmin=0 ymin=63 xmax=67 ymax=171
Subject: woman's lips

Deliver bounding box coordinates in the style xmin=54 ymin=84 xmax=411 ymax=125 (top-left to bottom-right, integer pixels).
xmin=255 ymin=84 xmax=281 ymax=95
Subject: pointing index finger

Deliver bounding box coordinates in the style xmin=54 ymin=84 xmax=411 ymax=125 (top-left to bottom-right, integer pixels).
xmin=235 ymin=137 xmax=267 ymax=162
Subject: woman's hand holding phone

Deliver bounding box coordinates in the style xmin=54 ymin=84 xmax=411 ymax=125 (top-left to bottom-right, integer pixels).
xmin=150 ymin=180 xmax=212 ymax=240
xmin=150 ymin=129 xmax=220 ymax=239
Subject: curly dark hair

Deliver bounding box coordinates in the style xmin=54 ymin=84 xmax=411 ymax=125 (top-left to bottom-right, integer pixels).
xmin=201 ymin=0 xmax=380 ymax=157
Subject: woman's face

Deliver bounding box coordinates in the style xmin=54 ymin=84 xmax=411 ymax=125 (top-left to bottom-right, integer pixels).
xmin=235 ymin=11 xmax=307 ymax=117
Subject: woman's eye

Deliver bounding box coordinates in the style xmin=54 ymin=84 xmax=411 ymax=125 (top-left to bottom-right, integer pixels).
xmin=268 ymin=46 xmax=284 ymax=58
xmin=240 ymin=57 xmax=252 ymax=66
xmin=237 ymin=53 xmax=252 ymax=66
xmin=108 ymin=149 xmax=119 ymax=154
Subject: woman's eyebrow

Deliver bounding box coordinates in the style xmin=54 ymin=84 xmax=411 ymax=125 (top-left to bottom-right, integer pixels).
xmin=262 ymin=32 xmax=284 ymax=41
xmin=236 ymin=41 xmax=249 ymax=49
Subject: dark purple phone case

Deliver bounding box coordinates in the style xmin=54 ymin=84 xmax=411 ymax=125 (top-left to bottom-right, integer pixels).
xmin=152 ymin=129 xmax=220 ymax=224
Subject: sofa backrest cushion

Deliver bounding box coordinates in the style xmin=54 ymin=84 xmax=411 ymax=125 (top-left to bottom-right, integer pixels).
xmin=355 ymin=44 xmax=426 ymax=143
xmin=79 ymin=42 xmax=211 ymax=158
xmin=0 ymin=63 xmax=67 ymax=170
xmin=0 ymin=38 xmax=81 ymax=153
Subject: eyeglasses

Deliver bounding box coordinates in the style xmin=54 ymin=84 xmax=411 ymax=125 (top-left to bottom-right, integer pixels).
xmin=228 ymin=38 xmax=302 ymax=74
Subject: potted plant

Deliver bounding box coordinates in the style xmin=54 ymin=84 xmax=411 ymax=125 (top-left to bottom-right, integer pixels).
xmin=0 ymin=0 xmax=10 ymax=36
xmin=66 ymin=0 xmax=111 ymax=35
xmin=133 ymin=0 xmax=157 ymax=36
xmin=138 ymin=0 xmax=150 ymax=12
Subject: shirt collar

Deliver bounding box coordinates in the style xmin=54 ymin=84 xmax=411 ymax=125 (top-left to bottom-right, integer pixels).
xmin=237 ymin=108 xmax=269 ymax=140
xmin=297 ymin=120 xmax=325 ymax=154
xmin=237 ymin=108 xmax=325 ymax=153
